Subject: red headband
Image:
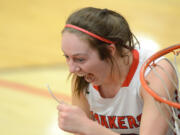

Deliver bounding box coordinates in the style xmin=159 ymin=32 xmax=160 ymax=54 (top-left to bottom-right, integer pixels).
xmin=65 ymin=24 xmax=114 ymax=44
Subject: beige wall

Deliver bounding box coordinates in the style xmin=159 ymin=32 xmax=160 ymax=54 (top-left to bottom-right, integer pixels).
xmin=1 ymin=0 xmax=180 ymax=69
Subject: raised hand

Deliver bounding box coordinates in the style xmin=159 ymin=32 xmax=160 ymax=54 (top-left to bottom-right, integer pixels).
xmin=57 ymin=104 xmax=90 ymax=134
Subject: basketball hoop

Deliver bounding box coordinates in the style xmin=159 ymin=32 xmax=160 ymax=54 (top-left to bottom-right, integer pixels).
xmin=140 ymin=44 xmax=180 ymax=134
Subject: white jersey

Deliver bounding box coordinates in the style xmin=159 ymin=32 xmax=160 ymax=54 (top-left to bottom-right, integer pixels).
xmin=85 ymin=47 xmax=174 ymax=135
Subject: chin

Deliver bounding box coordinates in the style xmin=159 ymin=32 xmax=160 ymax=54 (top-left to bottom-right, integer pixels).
xmin=90 ymin=81 xmax=100 ymax=86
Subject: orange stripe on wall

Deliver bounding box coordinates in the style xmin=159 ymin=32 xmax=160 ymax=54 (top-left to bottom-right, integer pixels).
xmin=0 ymin=79 xmax=71 ymax=102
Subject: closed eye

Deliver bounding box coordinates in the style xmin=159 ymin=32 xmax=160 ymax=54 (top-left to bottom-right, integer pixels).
xmin=74 ymin=58 xmax=85 ymax=63
xmin=63 ymin=55 xmax=85 ymax=63
xmin=63 ymin=54 xmax=69 ymax=59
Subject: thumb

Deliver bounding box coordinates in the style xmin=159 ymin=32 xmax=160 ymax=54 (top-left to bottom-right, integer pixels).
xmin=57 ymin=103 xmax=66 ymax=111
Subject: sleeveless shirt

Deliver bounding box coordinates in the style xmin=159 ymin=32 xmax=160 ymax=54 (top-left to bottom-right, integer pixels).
xmin=85 ymin=47 xmax=175 ymax=134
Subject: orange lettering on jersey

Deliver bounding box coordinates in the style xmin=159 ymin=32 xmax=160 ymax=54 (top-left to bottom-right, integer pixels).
xmin=108 ymin=116 xmax=118 ymax=129
xmin=137 ymin=114 xmax=142 ymax=124
xmin=91 ymin=111 xmax=142 ymax=130
xmin=93 ymin=113 xmax=100 ymax=124
xmin=127 ymin=116 xmax=139 ymax=128
xmin=100 ymin=115 xmax=109 ymax=128
xmin=117 ymin=116 xmax=128 ymax=129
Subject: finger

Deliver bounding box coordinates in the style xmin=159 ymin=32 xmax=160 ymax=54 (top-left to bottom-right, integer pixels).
xmin=57 ymin=103 xmax=67 ymax=111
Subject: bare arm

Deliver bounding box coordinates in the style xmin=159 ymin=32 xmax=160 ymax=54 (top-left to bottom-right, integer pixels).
xmin=71 ymin=91 xmax=91 ymax=119
xmin=140 ymin=59 xmax=177 ymax=135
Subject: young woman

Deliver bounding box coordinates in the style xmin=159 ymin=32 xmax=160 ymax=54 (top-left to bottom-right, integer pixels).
xmin=57 ymin=7 xmax=178 ymax=135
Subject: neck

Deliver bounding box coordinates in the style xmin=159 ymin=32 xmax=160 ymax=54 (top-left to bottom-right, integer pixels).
xmin=99 ymin=50 xmax=133 ymax=98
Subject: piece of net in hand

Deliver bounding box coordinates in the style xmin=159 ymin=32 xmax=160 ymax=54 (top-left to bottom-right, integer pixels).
xmin=140 ymin=44 xmax=180 ymax=134
xmin=46 ymin=84 xmax=67 ymax=104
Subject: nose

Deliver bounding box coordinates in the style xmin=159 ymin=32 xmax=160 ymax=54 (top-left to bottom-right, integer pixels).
xmin=67 ymin=60 xmax=80 ymax=73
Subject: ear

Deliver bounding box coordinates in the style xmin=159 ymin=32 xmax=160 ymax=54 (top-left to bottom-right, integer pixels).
xmin=108 ymin=44 xmax=116 ymax=56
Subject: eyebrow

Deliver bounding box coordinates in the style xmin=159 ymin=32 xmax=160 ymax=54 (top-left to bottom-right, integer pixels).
xmin=72 ymin=53 xmax=88 ymax=57
xmin=61 ymin=49 xmax=88 ymax=57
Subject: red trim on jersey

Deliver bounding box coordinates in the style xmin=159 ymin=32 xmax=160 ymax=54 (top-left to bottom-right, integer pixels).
xmin=121 ymin=49 xmax=139 ymax=87
xmin=93 ymin=85 xmax=99 ymax=91
xmin=93 ymin=49 xmax=139 ymax=90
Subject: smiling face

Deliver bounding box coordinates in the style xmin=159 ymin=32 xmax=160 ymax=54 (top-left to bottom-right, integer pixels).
xmin=61 ymin=31 xmax=112 ymax=85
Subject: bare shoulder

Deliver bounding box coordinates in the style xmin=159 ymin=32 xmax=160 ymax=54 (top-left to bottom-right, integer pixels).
xmin=139 ymin=58 xmax=178 ymax=134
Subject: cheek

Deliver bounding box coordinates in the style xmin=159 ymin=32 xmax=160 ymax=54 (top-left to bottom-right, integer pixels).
xmin=80 ymin=59 xmax=101 ymax=72
xmin=97 ymin=65 xmax=110 ymax=77
xmin=80 ymin=57 xmax=111 ymax=75
xmin=89 ymin=60 xmax=110 ymax=74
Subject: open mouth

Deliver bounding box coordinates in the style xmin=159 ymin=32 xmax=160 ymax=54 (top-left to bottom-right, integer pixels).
xmin=76 ymin=73 xmax=95 ymax=83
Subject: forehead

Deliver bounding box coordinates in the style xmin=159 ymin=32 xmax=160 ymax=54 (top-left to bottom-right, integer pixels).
xmin=61 ymin=32 xmax=93 ymax=55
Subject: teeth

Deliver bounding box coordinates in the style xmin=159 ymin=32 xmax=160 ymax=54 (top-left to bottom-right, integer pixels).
xmin=77 ymin=74 xmax=85 ymax=77
xmin=76 ymin=73 xmax=95 ymax=83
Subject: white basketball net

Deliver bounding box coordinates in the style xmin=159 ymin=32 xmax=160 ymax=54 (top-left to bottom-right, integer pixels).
xmin=145 ymin=48 xmax=180 ymax=134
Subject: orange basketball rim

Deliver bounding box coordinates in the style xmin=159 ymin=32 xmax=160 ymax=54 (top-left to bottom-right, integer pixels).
xmin=140 ymin=44 xmax=180 ymax=109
